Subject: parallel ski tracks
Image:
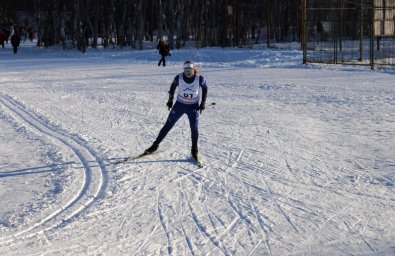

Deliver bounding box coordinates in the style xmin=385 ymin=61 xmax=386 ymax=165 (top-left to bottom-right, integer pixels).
xmin=0 ymin=94 xmax=107 ymax=245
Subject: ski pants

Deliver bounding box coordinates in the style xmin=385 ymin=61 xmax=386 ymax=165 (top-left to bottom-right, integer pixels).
xmin=155 ymin=101 xmax=200 ymax=148
xmin=158 ymin=54 xmax=166 ymax=66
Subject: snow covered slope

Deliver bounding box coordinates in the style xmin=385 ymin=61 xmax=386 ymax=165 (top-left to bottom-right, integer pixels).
xmin=0 ymin=43 xmax=394 ymax=255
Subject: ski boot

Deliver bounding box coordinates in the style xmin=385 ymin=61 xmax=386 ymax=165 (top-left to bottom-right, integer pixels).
xmin=191 ymin=146 xmax=199 ymax=161
xmin=144 ymin=142 xmax=159 ymax=154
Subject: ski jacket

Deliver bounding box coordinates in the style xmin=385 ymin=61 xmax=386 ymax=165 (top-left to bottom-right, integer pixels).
xmin=157 ymin=42 xmax=170 ymax=56
xmin=11 ymin=34 xmax=20 ymax=47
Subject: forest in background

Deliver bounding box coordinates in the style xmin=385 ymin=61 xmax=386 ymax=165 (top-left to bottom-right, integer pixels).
xmin=1 ymin=0 xmax=302 ymax=51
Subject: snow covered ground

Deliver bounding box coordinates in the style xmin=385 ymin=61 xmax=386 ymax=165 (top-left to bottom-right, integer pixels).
xmin=0 ymin=41 xmax=394 ymax=256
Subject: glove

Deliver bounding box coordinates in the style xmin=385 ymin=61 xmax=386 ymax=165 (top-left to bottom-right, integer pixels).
xmin=167 ymin=100 xmax=173 ymax=110
xmin=199 ymin=102 xmax=206 ymax=113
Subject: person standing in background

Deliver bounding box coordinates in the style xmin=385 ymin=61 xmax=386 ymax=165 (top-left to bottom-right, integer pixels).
xmin=157 ymin=38 xmax=171 ymax=66
xmin=11 ymin=29 xmax=21 ymax=54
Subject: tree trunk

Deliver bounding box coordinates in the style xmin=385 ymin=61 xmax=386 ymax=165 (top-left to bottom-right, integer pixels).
xmin=175 ymin=0 xmax=184 ymax=49
xmin=136 ymin=0 xmax=144 ymax=49
xmin=168 ymin=0 xmax=176 ymax=48
xmin=158 ymin=0 xmax=164 ymax=40
xmin=9 ymin=0 xmax=311 ymax=50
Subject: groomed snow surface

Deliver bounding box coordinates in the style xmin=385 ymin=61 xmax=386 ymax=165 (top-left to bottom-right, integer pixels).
xmin=0 ymin=42 xmax=394 ymax=256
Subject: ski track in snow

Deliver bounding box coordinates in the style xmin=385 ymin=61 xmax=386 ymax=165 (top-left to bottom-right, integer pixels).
xmin=0 ymin=94 xmax=108 ymax=246
xmin=0 ymin=44 xmax=394 ymax=255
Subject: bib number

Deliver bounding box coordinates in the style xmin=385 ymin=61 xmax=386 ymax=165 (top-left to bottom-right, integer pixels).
xmin=184 ymin=93 xmax=194 ymax=99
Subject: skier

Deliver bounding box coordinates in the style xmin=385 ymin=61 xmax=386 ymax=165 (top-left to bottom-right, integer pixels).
xmin=144 ymin=60 xmax=208 ymax=162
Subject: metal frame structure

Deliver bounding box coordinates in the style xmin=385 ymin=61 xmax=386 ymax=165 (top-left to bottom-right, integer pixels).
xmin=302 ymin=0 xmax=395 ymax=69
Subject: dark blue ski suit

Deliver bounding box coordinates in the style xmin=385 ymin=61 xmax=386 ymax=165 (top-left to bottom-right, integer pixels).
xmin=154 ymin=72 xmax=208 ymax=149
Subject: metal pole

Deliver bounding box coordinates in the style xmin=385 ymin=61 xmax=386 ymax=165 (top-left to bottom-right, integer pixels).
xmin=371 ymin=0 xmax=375 ymax=69
xmin=340 ymin=0 xmax=343 ymax=51
xmin=233 ymin=0 xmax=236 ymax=47
xmin=267 ymin=0 xmax=270 ymax=47
xmin=359 ymin=0 xmax=364 ymax=62
xmin=334 ymin=20 xmax=338 ymax=64
xmin=302 ymin=0 xmax=307 ymax=64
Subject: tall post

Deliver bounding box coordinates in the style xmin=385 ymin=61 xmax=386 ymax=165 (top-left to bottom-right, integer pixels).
xmin=232 ymin=0 xmax=235 ymax=46
xmin=359 ymin=0 xmax=364 ymax=61
xmin=340 ymin=0 xmax=343 ymax=51
xmin=370 ymin=0 xmax=375 ymax=69
xmin=267 ymin=0 xmax=270 ymax=47
xmin=204 ymin=0 xmax=208 ymax=47
xmin=334 ymin=19 xmax=338 ymax=64
xmin=302 ymin=0 xmax=307 ymax=63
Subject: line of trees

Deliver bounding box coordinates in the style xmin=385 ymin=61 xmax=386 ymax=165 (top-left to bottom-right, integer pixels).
xmin=0 ymin=0 xmax=303 ymax=51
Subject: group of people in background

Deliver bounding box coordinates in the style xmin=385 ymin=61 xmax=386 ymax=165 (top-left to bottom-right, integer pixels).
xmin=0 ymin=25 xmax=36 ymax=54
xmin=2 ymin=28 xmax=169 ymax=58
xmin=3 ymin=28 xmax=167 ymax=57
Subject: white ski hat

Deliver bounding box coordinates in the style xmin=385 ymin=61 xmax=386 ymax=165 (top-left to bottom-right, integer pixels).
xmin=183 ymin=60 xmax=194 ymax=69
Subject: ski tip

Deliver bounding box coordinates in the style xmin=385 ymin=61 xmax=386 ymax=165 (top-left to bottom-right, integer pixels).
xmin=114 ymin=157 xmax=130 ymax=165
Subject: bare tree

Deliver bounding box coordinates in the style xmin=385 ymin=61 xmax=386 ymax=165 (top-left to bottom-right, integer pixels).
xmin=7 ymin=0 xmax=311 ymax=51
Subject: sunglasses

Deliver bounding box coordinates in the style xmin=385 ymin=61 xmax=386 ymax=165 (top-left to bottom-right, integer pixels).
xmin=184 ymin=68 xmax=193 ymax=72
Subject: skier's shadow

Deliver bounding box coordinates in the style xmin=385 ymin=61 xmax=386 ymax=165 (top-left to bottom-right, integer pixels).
xmin=107 ymin=157 xmax=193 ymax=166
xmin=0 ymin=162 xmax=76 ymax=178
xmin=0 ymin=157 xmax=196 ymax=178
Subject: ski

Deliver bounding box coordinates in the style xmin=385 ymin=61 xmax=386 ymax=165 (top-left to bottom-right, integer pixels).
xmin=114 ymin=151 xmax=158 ymax=165
xmin=115 ymin=150 xmax=205 ymax=168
